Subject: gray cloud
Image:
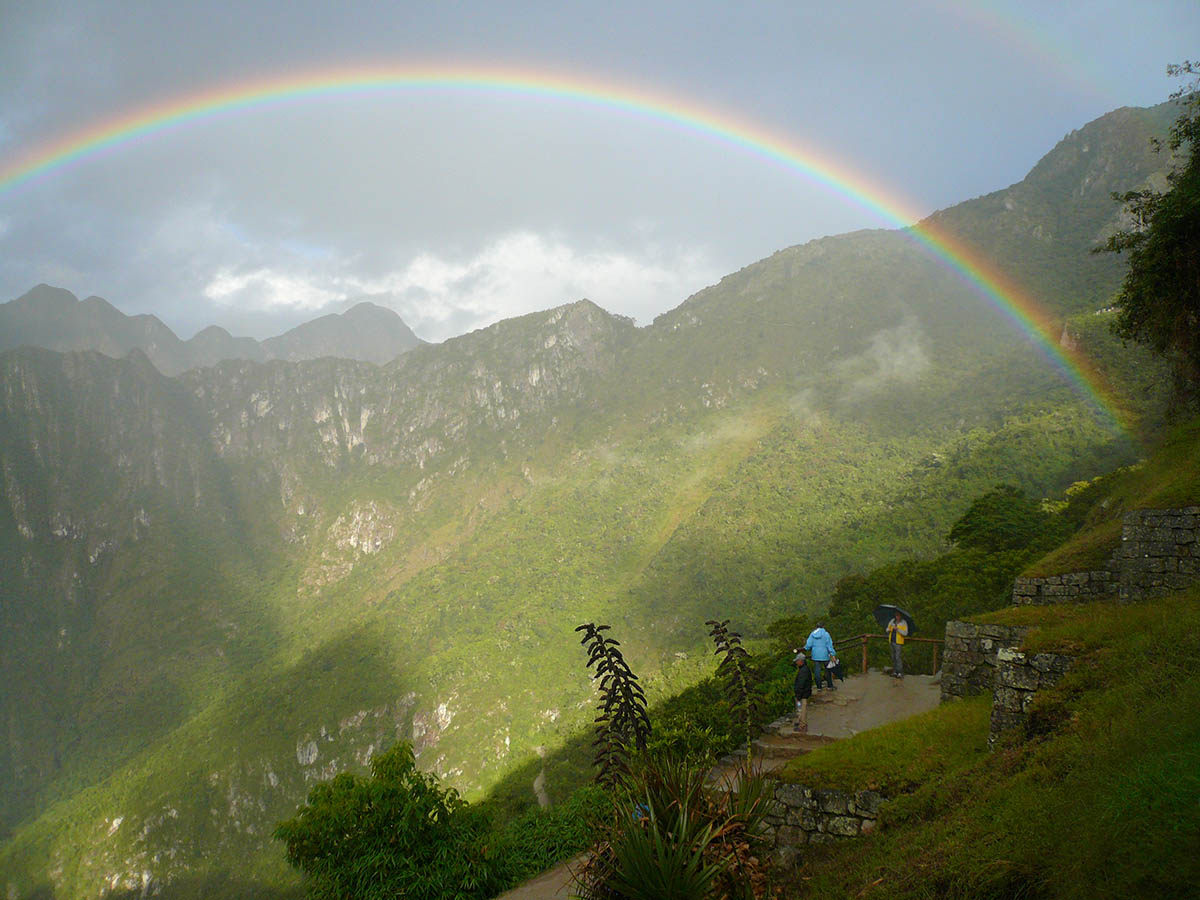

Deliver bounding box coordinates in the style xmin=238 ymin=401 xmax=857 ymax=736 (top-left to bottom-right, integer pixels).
xmin=1 ymin=0 xmax=1196 ymax=341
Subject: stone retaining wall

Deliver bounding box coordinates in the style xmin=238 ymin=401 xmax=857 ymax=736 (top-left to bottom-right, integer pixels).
xmin=1117 ymin=508 xmax=1200 ymax=602
xmin=940 ymin=621 xmax=1031 ymax=702
xmin=764 ymin=781 xmax=884 ymax=856
xmin=1007 ymin=508 xmax=1200 ymax=608
xmin=1012 ymin=571 xmax=1116 ymax=606
xmin=988 ymin=648 xmax=1074 ymax=747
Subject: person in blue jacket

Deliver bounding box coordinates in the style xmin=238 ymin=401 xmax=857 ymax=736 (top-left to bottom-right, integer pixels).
xmin=805 ymin=623 xmax=837 ymax=691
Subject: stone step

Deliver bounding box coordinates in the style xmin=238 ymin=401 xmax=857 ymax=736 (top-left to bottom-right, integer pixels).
xmin=752 ymin=733 xmax=838 ymax=760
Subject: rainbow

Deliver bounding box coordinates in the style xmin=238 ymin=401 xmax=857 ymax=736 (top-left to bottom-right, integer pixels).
xmin=0 ymin=64 xmax=1133 ymax=432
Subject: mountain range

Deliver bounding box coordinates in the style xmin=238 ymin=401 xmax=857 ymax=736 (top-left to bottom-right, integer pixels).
xmin=0 ymin=287 xmax=425 ymax=375
xmin=0 ymin=101 xmax=1178 ymax=898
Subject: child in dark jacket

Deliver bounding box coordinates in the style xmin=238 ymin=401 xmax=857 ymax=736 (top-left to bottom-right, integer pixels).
xmin=793 ymin=650 xmax=812 ymax=732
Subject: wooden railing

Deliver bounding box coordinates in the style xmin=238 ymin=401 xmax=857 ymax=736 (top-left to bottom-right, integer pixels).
xmin=834 ymin=633 xmax=944 ymax=676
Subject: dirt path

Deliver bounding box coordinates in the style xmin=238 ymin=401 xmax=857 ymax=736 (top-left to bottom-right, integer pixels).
xmin=492 ymin=671 xmax=941 ymax=900
xmin=493 ymin=855 xmax=585 ymax=900
xmin=802 ymin=670 xmax=941 ymax=737
xmin=533 ymin=769 xmax=549 ymax=809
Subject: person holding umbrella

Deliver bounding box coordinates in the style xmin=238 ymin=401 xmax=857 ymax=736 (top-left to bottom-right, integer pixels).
xmin=873 ymin=604 xmax=915 ymax=678
xmin=886 ymin=609 xmax=909 ymax=678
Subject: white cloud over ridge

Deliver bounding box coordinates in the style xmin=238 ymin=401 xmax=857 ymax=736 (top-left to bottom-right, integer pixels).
xmin=200 ymin=232 xmax=720 ymax=341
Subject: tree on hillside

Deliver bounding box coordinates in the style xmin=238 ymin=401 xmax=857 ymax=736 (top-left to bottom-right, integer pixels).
xmin=947 ymin=484 xmax=1058 ymax=552
xmin=273 ymin=742 xmax=499 ymax=900
xmin=1098 ymin=62 xmax=1200 ymax=408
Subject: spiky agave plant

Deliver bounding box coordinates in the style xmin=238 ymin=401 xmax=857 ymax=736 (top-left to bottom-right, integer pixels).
xmin=575 ymin=749 xmax=774 ymax=900
xmin=706 ymin=619 xmax=755 ymax=750
xmin=576 ymin=623 xmax=652 ymax=789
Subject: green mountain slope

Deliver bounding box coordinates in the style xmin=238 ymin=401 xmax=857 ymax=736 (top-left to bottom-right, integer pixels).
xmin=0 ymin=103 xmax=1179 ymax=898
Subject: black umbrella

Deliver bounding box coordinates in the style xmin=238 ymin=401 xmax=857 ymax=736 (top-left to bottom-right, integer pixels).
xmin=873 ymin=604 xmax=916 ymax=635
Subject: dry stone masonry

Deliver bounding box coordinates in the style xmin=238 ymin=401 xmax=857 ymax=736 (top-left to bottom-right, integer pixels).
xmin=1012 ymin=570 xmax=1115 ymax=605
xmin=943 ymin=509 xmax=1199 ymax=749
xmin=1116 ymin=508 xmax=1200 ymax=602
xmin=1012 ymin=508 xmax=1199 ymax=607
xmin=940 ymin=622 xmax=1031 ymax=702
xmin=988 ymin=648 xmax=1074 ymax=747
xmin=763 ymin=781 xmax=884 ymax=858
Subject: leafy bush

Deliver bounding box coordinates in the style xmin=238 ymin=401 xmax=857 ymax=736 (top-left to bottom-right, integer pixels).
xmin=487 ymin=785 xmax=610 ymax=886
xmin=274 ymin=742 xmax=500 ymax=900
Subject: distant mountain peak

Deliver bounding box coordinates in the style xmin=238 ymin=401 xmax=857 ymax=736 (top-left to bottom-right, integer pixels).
xmin=1 ymin=286 xmax=425 ymax=374
xmin=15 ymin=283 xmax=80 ymax=309
xmin=260 ymin=301 xmax=424 ymax=365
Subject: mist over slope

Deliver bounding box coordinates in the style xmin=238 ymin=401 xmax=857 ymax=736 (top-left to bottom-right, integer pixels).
xmin=0 ymin=103 xmax=1176 ymax=897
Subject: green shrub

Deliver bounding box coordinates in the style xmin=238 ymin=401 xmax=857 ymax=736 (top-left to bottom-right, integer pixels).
xmin=273 ymin=742 xmax=500 ymax=900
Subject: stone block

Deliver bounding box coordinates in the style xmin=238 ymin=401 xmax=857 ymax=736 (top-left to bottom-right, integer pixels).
xmin=815 ymin=789 xmax=849 ymax=816
xmin=775 ymin=783 xmax=809 ymax=809
xmin=853 ymin=790 xmax=884 ymax=818
xmin=808 ymin=831 xmax=834 ymax=844
xmin=761 ymin=798 xmax=786 ymax=820
xmin=826 ymin=816 xmax=861 ymax=837
xmin=860 ymin=818 xmax=877 ymax=835
xmin=1030 ymin=653 xmax=1071 ymax=675
xmin=1173 ymin=529 xmax=1196 ymax=544
xmin=992 ymin=686 xmax=1025 ymax=711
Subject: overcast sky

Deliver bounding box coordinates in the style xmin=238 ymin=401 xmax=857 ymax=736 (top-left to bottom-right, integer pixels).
xmin=0 ymin=1 xmax=1195 ymax=342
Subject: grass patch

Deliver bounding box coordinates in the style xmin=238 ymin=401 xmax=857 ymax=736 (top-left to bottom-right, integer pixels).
xmin=968 ymin=602 xmax=1102 ymax=628
xmin=778 ymin=696 xmax=991 ymax=794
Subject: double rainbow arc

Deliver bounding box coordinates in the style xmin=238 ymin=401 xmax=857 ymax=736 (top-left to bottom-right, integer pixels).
xmin=0 ymin=64 xmax=1132 ymax=432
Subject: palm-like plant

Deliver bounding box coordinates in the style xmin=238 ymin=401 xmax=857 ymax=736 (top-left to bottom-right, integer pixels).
xmin=706 ymin=618 xmax=755 ymax=750
xmin=576 ymin=622 xmax=652 ymax=788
